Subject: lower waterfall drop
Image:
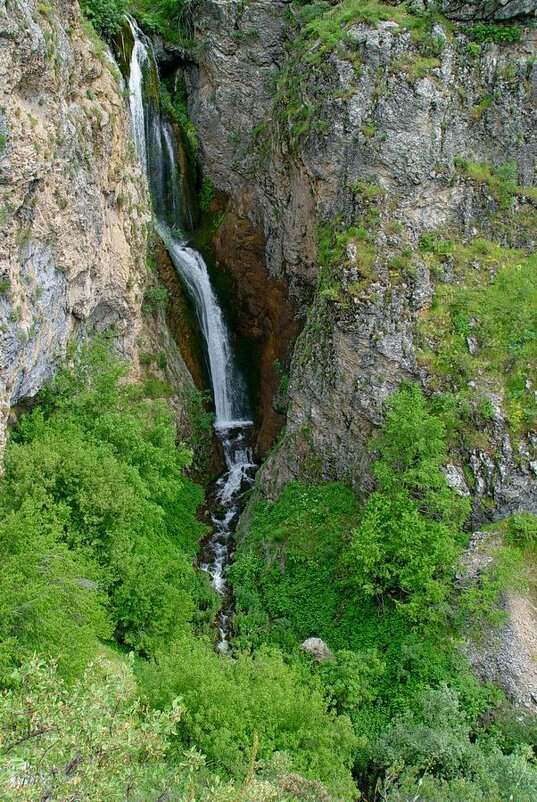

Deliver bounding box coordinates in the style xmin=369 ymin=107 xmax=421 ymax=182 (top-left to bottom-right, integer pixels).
xmin=127 ymin=17 xmax=257 ymax=654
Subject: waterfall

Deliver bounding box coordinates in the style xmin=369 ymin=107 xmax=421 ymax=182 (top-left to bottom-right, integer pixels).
xmin=127 ymin=17 xmax=256 ymax=654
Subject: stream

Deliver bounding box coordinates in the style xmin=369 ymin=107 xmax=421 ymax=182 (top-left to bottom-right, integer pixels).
xmin=127 ymin=18 xmax=257 ymax=654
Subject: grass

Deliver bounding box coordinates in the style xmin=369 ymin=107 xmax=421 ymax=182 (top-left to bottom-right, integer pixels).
xmin=417 ymin=235 xmax=537 ymax=434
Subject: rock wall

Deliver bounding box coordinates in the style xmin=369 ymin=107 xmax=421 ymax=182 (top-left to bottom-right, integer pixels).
xmin=441 ymin=0 xmax=537 ymax=22
xmin=188 ymin=0 xmax=537 ymax=517
xmin=0 ymin=0 xmax=178 ymax=450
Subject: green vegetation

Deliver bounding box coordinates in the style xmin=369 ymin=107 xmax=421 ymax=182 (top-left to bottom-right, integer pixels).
xmin=0 ymin=338 xmax=358 ymax=799
xmin=159 ymin=78 xmax=200 ymax=160
xmin=273 ymin=1 xmax=452 ymax=148
xmin=231 ymin=384 xmax=537 ymax=799
xmin=79 ymin=0 xmax=127 ymax=38
xmin=453 ymin=157 xmax=536 ymax=208
xmin=417 ymin=234 xmax=537 ymax=434
xmin=317 ymin=181 xmax=385 ymax=300
xmin=0 ymin=339 xmax=210 ymax=681
xmin=505 ymin=512 xmax=537 ymax=551
xmin=1 ymin=343 xmax=535 ymax=799
xmin=199 ymin=177 xmax=214 ymax=212
xmin=143 ymin=283 xmax=169 ymax=312
xmin=127 ymin=0 xmax=193 ymax=45
xmin=467 ymin=23 xmax=522 ymax=44
xmin=347 ymin=384 xmax=469 ymax=624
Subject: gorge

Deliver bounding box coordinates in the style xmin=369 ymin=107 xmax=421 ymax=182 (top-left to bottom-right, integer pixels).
xmin=1 ymin=1 xmax=537 ymax=800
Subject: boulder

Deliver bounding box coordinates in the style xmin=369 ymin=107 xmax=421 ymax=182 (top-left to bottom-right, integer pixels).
xmin=301 ymin=638 xmax=334 ymax=662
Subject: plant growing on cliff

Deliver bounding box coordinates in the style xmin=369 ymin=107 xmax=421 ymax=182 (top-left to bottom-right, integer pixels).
xmin=79 ymin=0 xmax=127 ymax=38
xmin=143 ymin=284 xmax=169 ymax=313
xmin=467 ymin=22 xmax=522 ymax=44
xmin=346 ymin=383 xmax=470 ymax=624
xmin=127 ymin=0 xmax=194 ymax=45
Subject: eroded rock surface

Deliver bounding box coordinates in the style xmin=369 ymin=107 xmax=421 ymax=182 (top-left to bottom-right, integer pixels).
xmin=459 ymin=530 xmax=537 ymax=710
xmin=0 ymin=0 xmax=151 ymax=449
xmin=188 ymin=1 xmax=537 ymax=513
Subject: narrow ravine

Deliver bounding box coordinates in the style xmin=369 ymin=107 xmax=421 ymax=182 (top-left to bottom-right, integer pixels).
xmin=127 ymin=18 xmax=257 ymax=654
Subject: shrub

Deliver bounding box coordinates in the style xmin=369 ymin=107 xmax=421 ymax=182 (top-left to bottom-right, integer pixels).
xmin=143 ymin=284 xmax=169 ymax=312
xmin=0 ymin=340 xmax=212 ymax=677
xmin=347 ymin=383 xmax=469 ymax=624
xmin=505 ymin=512 xmax=537 ymax=550
xmin=468 ymin=23 xmax=522 ymax=44
xmin=79 ymin=0 xmax=127 ymax=39
xmin=138 ymin=638 xmax=358 ymax=798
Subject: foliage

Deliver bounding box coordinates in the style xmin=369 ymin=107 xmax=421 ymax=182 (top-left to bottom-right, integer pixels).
xmin=418 ymin=232 xmax=537 ymax=433
xmin=138 ymin=637 xmax=358 ymax=798
xmin=347 ymin=383 xmax=469 ymax=624
xmin=0 ymin=338 xmax=361 ymax=799
xmin=199 ymin=177 xmax=214 ymax=212
xmin=505 ymin=512 xmax=537 ymax=551
xmin=468 ymin=23 xmax=522 ymax=44
xmin=127 ymin=0 xmax=194 ymax=45
xmin=318 ymin=649 xmax=385 ymax=716
xmin=374 ymin=685 xmax=537 ymax=802
xmin=79 ymin=0 xmax=127 ymax=39
xmin=0 ymin=501 xmax=112 ymax=683
xmin=457 ymin=546 xmax=526 ymax=630
xmin=143 ymin=284 xmax=169 ymax=312
xmin=231 ymin=482 xmax=360 ymax=650
xmin=228 ymin=382 xmax=537 ymax=796
xmin=159 ymin=78 xmax=199 ymax=160
xmin=0 ymin=657 xmax=188 ymax=801
xmin=0 ymin=340 xmax=214 ymax=680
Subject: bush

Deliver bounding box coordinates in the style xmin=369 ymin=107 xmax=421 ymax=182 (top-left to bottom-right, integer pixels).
xmin=127 ymin=0 xmax=194 ymax=45
xmin=468 ymin=23 xmax=522 ymax=44
xmin=374 ymin=685 xmax=537 ymax=802
xmin=0 ymin=340 xmax=213 ymax=678
xmin=505 ymin=512 xmax=537 ymax=550
xmin=138 ymin=638 xmax=358 ymax=798
xmin=347 ymin=383 xmax=469 ymax=625
xmin=79 ymin=0 xmax=127 ymax=39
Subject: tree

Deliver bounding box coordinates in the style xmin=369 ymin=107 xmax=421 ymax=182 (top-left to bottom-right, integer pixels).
xmin=347 ymin=383 xmax=470 ymax=624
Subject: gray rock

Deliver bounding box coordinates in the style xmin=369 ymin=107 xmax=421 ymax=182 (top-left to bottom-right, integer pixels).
xmin=187 ymin=1 xmax=537 ymax=511
xmin=444 ymin=464 xmax=471 ymax=497
xmin=441 ymin=0 xmax=537 ymax=21
xmin=0 ymin=0 xmax=152 ymax=452
xmin=301 ymin=638 xmax=334 ymax=662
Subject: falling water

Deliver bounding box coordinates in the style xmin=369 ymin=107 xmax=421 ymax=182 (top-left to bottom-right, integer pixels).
xmin=127 ymin=17 xmax=256 ymax=653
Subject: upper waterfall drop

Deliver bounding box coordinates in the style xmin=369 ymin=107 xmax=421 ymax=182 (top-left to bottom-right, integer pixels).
xmin=126 ymin=17 xmax=251 ymax=428
xmin=127 ymin=17 xmax=148 ymax=175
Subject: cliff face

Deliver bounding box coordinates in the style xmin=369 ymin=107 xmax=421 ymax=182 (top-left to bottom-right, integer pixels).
xmin=0 ymin=0 xmax=154 ymax=449
xmin=188 ymin=0 xmax=537 ymax=519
